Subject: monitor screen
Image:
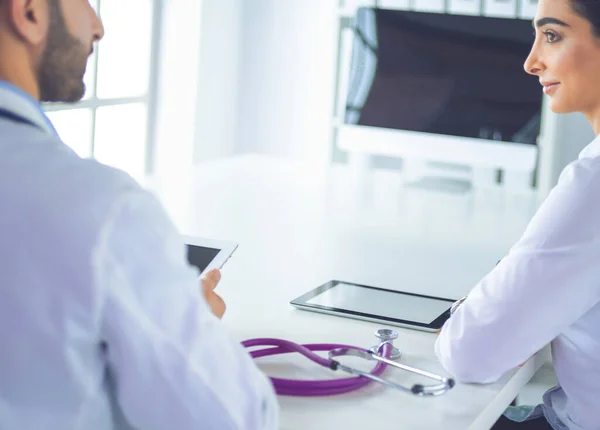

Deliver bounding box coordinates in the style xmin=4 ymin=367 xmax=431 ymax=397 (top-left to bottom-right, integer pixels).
xmin=345 ymin=8 xmax=542 ymax=145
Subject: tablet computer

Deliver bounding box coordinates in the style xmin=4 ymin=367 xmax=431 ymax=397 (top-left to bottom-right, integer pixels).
xmin=183 ymin=235 xmax=238 ymax=275
xmin=290 ymin=280 xmax=456 ymax=332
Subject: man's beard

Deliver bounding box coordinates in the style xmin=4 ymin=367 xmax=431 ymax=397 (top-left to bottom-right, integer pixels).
xmin=37 ymin=0 xmax=91 ymax=103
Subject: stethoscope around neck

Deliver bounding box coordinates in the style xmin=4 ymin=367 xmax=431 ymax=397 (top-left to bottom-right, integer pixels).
xmin=242 ymin=329 xmax=455 ymax=397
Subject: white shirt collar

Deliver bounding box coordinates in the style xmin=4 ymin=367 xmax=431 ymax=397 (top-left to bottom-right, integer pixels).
xmin=0 ymin=80 xmax=57 ymax=136
xmin=579 ymin=133 xmax=600 ymax=160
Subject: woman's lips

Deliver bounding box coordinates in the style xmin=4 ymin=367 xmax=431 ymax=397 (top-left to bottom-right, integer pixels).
xmin=542 ymin=82 xmax=560 ymax=95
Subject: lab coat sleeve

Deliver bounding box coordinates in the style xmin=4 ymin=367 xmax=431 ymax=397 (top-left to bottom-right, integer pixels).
xmin=96 ymin=189 xmax=278 ymax=430
xmin=435 ymin=157 xmax=600 ymax=384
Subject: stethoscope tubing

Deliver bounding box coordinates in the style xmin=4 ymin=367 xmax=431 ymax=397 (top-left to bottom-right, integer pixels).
xmin=242 ymin=338 xmax=392 ymax=396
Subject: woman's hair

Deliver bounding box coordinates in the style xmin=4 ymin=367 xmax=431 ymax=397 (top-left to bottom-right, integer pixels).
xmin=571 ymin=0 xmax=600 ymax=37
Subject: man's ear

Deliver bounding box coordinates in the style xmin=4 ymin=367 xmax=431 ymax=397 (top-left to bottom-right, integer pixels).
xmin=7 ymin=0 xmax=49 ymax=46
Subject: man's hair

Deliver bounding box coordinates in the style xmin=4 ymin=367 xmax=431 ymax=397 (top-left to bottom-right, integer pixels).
xmin=571 ymin=0 xmax=600 ymax=37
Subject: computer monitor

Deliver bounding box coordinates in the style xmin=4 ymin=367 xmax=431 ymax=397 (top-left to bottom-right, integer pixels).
xmin=338 ymin=7 xmax=543 ymax=179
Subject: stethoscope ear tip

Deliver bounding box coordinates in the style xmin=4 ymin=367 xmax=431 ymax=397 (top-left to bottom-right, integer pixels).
xmin=411 ymin=378 xmax=456 ymax=396
xmin=411 ymin=384 xmax=424 ymax=395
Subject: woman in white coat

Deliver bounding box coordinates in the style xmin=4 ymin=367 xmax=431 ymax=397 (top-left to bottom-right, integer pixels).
xmin=435 ymin=0 xmax=600 ymax=429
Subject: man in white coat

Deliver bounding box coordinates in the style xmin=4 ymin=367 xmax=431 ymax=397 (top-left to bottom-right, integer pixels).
xmin=0 ymin=1 xmax=278 ymax=429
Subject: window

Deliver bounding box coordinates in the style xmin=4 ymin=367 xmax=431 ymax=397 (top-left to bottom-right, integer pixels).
xmin=44 ymin=0 xmax=162 ymax=181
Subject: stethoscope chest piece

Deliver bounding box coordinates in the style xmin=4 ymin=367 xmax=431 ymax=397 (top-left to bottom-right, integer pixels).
xmin=369 ymin=328 xmax=402 ymax=360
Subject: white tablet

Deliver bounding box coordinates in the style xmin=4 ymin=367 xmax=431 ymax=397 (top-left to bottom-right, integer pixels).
xmin=291 ymin=280 xmax=456 ymax=332
xmin=183 ymin=235 xmax=238 ymax=275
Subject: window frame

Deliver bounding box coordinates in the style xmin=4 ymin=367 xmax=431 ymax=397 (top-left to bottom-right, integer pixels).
xmin=43 ymin=0 xmax=164 ymax=176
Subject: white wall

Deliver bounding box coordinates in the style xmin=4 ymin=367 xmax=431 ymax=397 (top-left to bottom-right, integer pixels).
xmin=193 ymin=0 xmax=243 ymax=163
xmin=152 ymin=0 xmax=204 ymax=229
xmin=235 ymin=0 xmax=338 ymax=164
xmin=193 ymin=0 xmax=339 ymax=165
xmin=154 ymin=0 xmax=203 ymax=179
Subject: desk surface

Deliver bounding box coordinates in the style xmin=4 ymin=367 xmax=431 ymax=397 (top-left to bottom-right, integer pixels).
xmin=149 ymin=155 xmax=544 ymax=430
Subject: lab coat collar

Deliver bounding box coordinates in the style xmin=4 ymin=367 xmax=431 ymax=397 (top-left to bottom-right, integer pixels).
xmin=579 ymin=134 xmax=600 ymax=160
xmin=0 ymin=80 xmax=57 ymax=136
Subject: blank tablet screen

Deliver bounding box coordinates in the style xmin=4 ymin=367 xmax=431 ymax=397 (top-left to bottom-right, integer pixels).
xmin=186 ymin=245 xmax=220 ymax=273
xmin=306 ymin=282 xmax=451 ymax=324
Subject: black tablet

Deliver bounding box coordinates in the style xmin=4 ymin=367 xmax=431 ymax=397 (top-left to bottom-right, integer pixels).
xmin=290 ymin=280 xmax=456 ymax=332
xmin=184 ymin=235 xmax=238 ymax=276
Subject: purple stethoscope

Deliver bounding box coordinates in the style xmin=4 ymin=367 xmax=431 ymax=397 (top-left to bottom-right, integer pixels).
xmin=242 ymin=329 xmax=455 ymax=397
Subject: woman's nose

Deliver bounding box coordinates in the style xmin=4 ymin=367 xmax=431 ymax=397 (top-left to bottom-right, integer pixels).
xmin=524 ymin=46 xmax=544 ymax=76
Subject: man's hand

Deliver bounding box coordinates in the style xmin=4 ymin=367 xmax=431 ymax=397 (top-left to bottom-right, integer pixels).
xmin=200 ymin=269 xmax=226 ymax=319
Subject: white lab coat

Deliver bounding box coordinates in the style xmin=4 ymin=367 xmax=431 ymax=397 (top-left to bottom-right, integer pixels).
xmin=0 ymin=81 xmax=279 ymax=430
xmin=436 ymin=133 xmax=600 ymax=429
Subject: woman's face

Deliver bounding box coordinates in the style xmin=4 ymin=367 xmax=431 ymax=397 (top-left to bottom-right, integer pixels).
xmin=524 ymin=0 xmax=600 ymax=120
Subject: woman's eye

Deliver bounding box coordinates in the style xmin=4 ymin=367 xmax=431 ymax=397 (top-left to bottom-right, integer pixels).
xmin=544 ymin=31 xmax=561 ymax=43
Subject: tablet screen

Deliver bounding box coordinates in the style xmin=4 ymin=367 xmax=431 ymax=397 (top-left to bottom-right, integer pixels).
xmin=186 ymin=245 xmax=220 ymax=273
xmin=306 ymin=282 xmax=451 ymax=324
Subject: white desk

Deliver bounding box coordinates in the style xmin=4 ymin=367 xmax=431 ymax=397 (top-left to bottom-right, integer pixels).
xmin=149 ymin=155 xmax=545 ymax=430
